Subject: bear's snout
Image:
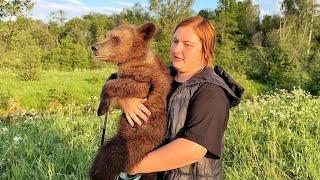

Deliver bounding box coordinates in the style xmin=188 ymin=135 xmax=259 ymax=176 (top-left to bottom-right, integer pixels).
xmin=91 ymin=45 xmax=99 ymax=52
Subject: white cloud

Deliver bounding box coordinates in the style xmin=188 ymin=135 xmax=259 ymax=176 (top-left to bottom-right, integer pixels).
xmin=64 ymin=0 xmax=84 ymax=5
xmin=116 ymin=1 xmax=134 ymax=7
xmin=31 ymin=0 xmax=125 ymax=21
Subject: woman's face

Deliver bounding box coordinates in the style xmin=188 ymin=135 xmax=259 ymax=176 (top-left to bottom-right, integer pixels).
xmin=170 ymin=26 xmax=204 ymax=74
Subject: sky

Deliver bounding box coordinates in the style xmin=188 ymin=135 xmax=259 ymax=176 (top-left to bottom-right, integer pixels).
xmin=30 ymin=0 xmax=284 ymax=21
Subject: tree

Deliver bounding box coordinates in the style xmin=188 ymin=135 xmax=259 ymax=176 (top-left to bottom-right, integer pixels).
xmin=42 ymin=35 xmax=91 ymax=70
xmin=243 ymin=0 xmax=260 ymax=39
xmin=214 ymin=0 xmax=243 ymax=43
xmin=60 ymin=17 xmax=91 ymax=46
xmin=149 ymin=0 xmax=194 ymax=62
xmin=0 ymin=0 xmax=33 ymax=20
xmin=48 ymin=10 xmax=66 ymax=26
xmin=198 ymin=9 xmax=215 ymax=19
xmin=115 ymin=3 xmax=152 ymax=25
xmin=83 ymin=13 xmax=115 ymax=45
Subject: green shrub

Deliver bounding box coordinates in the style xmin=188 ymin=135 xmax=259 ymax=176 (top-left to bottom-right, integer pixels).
xmin=42 ymin=36 xmax=91 ymax=71
xmin=225 ymin=88 xmax=320 ymax=179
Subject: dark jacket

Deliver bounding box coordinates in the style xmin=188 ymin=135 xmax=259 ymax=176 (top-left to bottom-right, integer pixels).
xmin=157 ymin=66 xmax=244 ymax=180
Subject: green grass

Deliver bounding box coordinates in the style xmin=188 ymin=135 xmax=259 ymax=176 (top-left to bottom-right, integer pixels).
xmin=224 ymin=89 xmax=320 ymax=179
xmin=0 ymin=67 xmax=269 ymax=114
xmin=0 ymin=111 xmax=121 ymax=179
xmin=0 ymin=69 xmax=319 ymax=179
xmin=0 ymin=67 xmax=116 ymax=113
xmin=228 ymin=72 xmax=272 ymax=99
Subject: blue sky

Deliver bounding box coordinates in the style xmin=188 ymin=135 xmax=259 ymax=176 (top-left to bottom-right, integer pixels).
xmin=31 ymin=0 xmax=283 ymax=21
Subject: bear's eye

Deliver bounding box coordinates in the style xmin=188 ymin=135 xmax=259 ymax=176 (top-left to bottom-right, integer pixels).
xmin=111 ymin=36 xmax=120 ymax=44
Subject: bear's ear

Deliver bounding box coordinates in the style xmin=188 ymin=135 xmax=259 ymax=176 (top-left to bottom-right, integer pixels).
xmin=137 ymin=22 xmax=157 ymax=41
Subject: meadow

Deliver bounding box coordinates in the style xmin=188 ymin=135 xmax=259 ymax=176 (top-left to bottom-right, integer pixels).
xmin=0 ymin=68 xmax=319 ymax=179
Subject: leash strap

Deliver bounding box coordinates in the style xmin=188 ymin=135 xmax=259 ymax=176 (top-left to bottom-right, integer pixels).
xmin=100 ymin=111 xmax=109 ymax=146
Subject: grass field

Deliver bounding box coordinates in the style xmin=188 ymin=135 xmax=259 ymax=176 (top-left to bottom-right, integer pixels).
xmin=0 ymin=68 xmax=319 ymax=179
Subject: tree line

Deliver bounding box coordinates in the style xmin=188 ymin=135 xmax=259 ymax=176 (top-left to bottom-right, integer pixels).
xmin=0 ymin=0 xmax=319 ymax=95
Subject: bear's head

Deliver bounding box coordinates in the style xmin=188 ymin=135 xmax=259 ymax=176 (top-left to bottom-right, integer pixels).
xmin=92 ymin=22 xmax=157 ymax=65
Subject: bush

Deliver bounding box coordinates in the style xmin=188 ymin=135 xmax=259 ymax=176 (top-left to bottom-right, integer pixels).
xmin=14 ymin=46 xmax=42 ymax=81
xmin=42 ymin=36 xmax=91 ymax=70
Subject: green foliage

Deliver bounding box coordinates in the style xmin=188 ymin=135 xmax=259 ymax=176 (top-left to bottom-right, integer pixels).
xmin=225 ymin=89 xmax=320 ymax=179
xmin=115 ymin=3 xmax=153 ymax=26
xmin=215 ymin=38 xmax=250 ymax=74
xmin=42 ymin=36 xmax=91 ymax=70
xmin=83 ymin=13 xmax=116 ymax=43
xmin=249 ymin=21 xmax=312 ymax=90
xmin=228 ymin=72 xmax=272 ymax=99
xmin=306 ymin=52 xmax=320 ymax=95
xmin=0 ymin=68 xmax=115 ymax=112
xmin=214 ymin=0 xmax=244 ymax=43
xmin=0 ymin=18 xmax=42 ymax=81
xmin=0 ymin=89 xmax=10 ymax=110
xmin=0 ymin=0 xmax=320 ymax=93
xmin=0 ymin=0 xmax=33 ymax=19
xmin=0 ymin=88 xmax=318 ymax=179
xmin=149 ymin=0 xmax=194 ymax=63
xmin=1 ymin=1 xmax=320 ymax=179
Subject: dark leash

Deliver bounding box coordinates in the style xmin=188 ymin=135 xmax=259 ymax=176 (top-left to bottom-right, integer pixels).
xmin=100 ymin=111 xmax=109 ymax=146
xmin=99 ymin=110 xmax=141 ymax=180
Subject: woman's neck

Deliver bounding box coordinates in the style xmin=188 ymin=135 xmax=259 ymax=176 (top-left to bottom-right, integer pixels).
xmin=175 ymin=67 xmax=204 ymax=83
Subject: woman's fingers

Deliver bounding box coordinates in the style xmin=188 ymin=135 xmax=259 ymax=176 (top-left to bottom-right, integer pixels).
xmin=138 ymin=98 xmax=151 ymax=116
xmin=119 ymin=97 xmax=151 ymax=126
xmin=130 ymin=113 xmax=142 ymax=126
xmin=125 ymin=113 xmax=134 ymax=127
xmin=135 ymin=109 xmax=148 ymax=122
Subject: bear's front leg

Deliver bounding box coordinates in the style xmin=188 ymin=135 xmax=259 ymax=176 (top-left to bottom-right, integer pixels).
xmin=104 ymin=79 xmax=150 ymax=98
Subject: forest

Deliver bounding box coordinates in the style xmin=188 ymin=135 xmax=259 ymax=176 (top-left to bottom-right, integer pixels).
xmin=0 ymin=0 xmax=319 ymax=179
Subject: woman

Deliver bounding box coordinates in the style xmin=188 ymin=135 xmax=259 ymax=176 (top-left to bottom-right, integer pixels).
xmin=108 ymin=16 xmax=243 ymax=179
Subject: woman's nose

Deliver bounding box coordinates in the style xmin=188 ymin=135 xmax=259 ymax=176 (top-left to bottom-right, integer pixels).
xmin=173 ymin=42 xmax=183 ymax=54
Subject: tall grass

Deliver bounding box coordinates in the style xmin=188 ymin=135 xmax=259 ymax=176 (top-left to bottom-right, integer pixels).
xmin=0 ymin=69 xmax=318 ymax=179
xmin=224 ymin=89 xmax=320 ymax=179
xmin=0 ymin=111 xmax=121 ymax=179
xmin=0 ymin=67 xmax=116 ymax=113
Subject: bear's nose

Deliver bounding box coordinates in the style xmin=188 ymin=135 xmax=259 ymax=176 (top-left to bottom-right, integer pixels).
xmin=91 ymin=45 xmax=98 ymax=52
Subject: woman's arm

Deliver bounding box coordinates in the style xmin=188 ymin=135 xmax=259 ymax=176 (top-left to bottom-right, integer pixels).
xmin=127 ymin=138 xmax=207 ymax=174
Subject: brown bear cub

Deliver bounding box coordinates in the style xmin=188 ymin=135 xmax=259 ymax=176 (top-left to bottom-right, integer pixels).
xmin=89 ymin=22 xmax=172 ymax=180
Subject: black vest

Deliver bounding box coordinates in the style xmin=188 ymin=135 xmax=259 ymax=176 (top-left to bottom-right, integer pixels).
xmin=158 ymin=66 xmax=244 ymax=180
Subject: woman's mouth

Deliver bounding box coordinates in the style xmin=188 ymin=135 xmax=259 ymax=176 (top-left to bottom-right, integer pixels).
xmin=174 ymin=56 xmax=184 ymax=61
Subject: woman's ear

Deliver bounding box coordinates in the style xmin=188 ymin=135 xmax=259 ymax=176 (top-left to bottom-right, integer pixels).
xmin=137 ymin=22 xmax=157 ymax=41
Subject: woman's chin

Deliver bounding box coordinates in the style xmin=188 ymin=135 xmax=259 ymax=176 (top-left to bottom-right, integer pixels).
xmin=172 ymin=61 xmax=184 ymax=70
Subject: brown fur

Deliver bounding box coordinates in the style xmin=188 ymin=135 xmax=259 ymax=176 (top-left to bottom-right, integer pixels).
xmin=89 ymin=22 xmax=172 ymax=180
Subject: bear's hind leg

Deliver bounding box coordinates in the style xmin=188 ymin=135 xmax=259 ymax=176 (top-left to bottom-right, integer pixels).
xmin=89 ymin=136 xmax=129 ymax=180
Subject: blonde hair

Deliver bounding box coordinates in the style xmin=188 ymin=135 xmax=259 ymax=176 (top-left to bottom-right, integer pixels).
xmin=174 ymin=16 xmax=216 ymax=67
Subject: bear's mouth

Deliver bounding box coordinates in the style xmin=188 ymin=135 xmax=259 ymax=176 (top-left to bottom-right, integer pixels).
xmin=94 ymin=55 xmax=111 ymax=61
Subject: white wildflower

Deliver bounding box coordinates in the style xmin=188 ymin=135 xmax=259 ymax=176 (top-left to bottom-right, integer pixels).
xmin=27 ymin=116 xmax=33 ymax=121
xmin=2 ymin=127 xmax=8 ymax=133
xmin=13 ymin=135 xmax=22 ymax=143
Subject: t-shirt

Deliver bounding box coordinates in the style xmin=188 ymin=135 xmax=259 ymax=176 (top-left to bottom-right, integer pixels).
xmin=171 ymin=80 xmax=229 ymax=159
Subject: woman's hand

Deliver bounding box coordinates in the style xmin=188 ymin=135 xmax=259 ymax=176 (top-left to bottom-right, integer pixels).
xmin=118 ymin=97 xmax=151 ymax=127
